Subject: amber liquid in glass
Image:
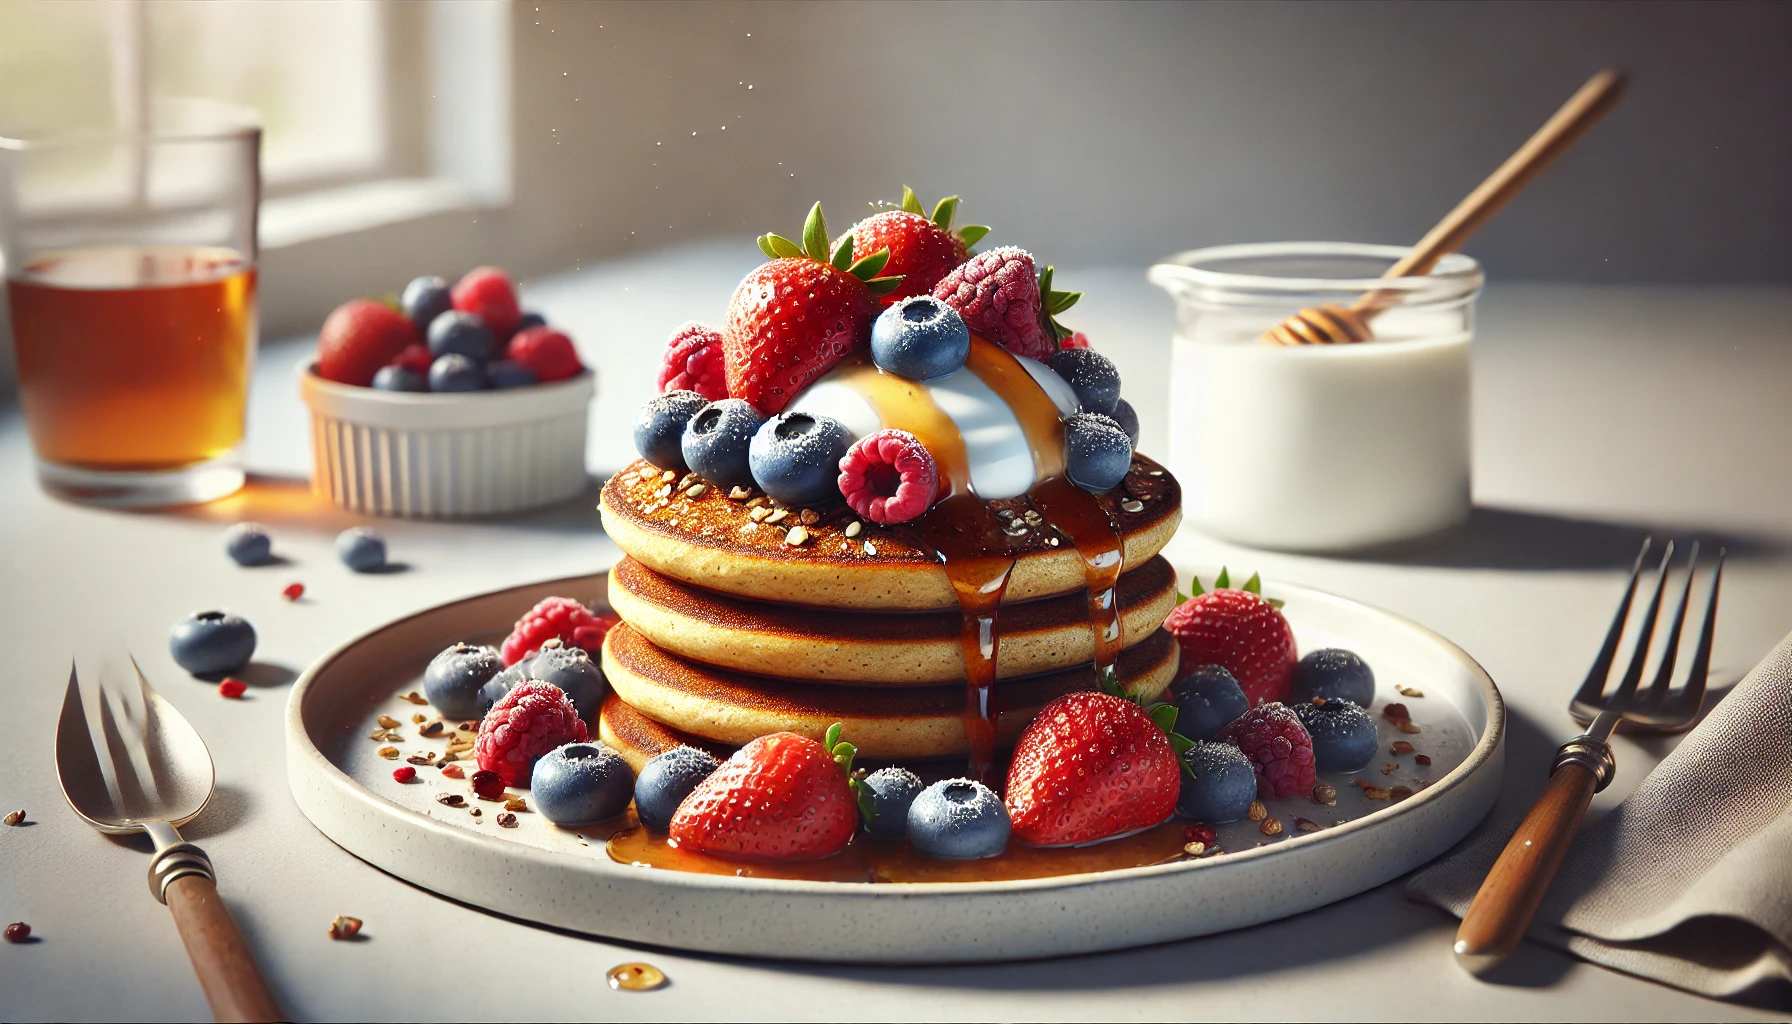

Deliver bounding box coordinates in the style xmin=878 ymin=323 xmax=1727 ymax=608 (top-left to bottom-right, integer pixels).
xmin=9 ymin=245 xmax=257 ymax=471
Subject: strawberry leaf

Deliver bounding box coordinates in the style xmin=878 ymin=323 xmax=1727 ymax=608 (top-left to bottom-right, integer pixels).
xmin=1242 ymin=572 xmax=1263 ymax=595
xmin=1266 ymin=597 xmax=1286 ymax=610
xmin=956 ymin=224 xmax=990 ymax=250
xmin=830 ymin=233 xmax=855 ymax=271
xmin=847 ymin=247 xmax=891 ymax=281
xmin=1215 ymin=567 xmax=1231 ymax=589
xmin=761 ymin=233 xmax=804 ymax=260
xmin=900 ymin=185 xmax=924 ymax=215
xmin=1147 ymin=701 xmax=1179 ymax=734
xmin=802 ymin=202 xmax=830 ymax=264
xmin=1176 ymin=589 xmax=1190 ymax=604
xmin=865 ymin=276 xmax=905 ymax=297
xmin=931 ymin=195 xmax=959 ymax=230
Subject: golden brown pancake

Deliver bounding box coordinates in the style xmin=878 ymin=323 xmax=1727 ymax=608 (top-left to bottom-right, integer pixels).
xmin=609 ymin=553 xmax=1177 ymax=684
xmin=600 ymin=622 xmax=1178 ymax=759
xmin=598 ymin=454 xmax=1181 ymax=610
xmin=598 ymin=692 xmax=733 ymax=771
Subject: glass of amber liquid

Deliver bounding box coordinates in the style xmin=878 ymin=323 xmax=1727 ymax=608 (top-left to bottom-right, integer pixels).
xmin=2 ymin=99 xmax=259 ymax=506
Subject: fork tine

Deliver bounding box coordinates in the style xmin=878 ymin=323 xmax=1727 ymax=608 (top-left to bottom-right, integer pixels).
xmin=1642 ymin=541 xmax=1699 ymax=707
xmin=1607 ymin=540 xmax=1675 ymax=709
xmin=55 ymin=662 xmax=115 ymax=820
xmin=96 ymin=680 xmax=153 ymax=820
xmin=1662 ymin=547 xmax=1724 ymax=723
xmin=1571 ymin=536 xmax=1654 ymax=711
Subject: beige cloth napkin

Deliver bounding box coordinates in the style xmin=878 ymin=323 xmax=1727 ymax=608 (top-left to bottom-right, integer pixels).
xmin=1407 ymin=629 xmax=1792 ymax=1008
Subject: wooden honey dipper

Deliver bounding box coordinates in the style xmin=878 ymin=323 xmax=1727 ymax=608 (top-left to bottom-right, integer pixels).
xmin=1264 ymin=69 xmax=1627 ymax=346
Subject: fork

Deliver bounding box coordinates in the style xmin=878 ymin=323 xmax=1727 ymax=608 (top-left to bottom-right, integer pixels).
xmin=1454 ymin=537 xmax=1724 ymax=974
xmin=55 ymin=656 xmax=283 ymax=1022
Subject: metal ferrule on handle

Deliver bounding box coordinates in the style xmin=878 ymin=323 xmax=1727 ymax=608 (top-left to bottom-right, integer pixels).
xmin=1551 ymin=734 xmax=1616 ymax=792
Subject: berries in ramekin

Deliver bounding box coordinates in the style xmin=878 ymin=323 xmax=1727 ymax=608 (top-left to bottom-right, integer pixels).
xmin=506 ymin=326 xmax=584 ymax=382
xmin=318 ymin=300 xmax=419 ymax=387
xmin=451 ymin=266 xmax=522 ymax=340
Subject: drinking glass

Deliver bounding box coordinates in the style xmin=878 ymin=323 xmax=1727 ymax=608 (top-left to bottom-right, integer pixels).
xmin=2 ymin=98 xmax=260 ymax=506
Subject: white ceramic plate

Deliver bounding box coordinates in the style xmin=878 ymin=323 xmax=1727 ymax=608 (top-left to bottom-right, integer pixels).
xmin=286 ymin=570 xmax=1503 ymax=963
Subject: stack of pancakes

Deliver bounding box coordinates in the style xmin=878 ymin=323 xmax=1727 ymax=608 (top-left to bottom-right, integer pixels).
xmin=596 ymin=454 xmax=1184 ymax=772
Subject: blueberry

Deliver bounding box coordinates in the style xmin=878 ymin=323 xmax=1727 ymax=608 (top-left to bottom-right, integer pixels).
xmin=1063 ymin=412 xmax=1133 ymax=493
xmin=633 ymin=389 xmax=709 ymax=471
xmin=633 ymin=745 xmax=721 ymax=830
xmin=372 ymin=365 xmax=428 ymax=392
xmin=1289 ymin=648 xmax=1376 ymax=707
xmin=336 ymin=527 xmax=387 ymax=572
xmin=907 ymin=778 xmax=1010 ymax=859
xmin=428 ymin=353 xmax=485 ymax=392
xmin=747 ymin=411 xmax=850 ymax=507
xmin=423 ymin=643 xmax=504 ymax=720
xmin=427 ymin=310 xmax=497 ymax=363
xmin=1294 ymin=698 xmax=1378 ymax=773
xmin=1048 ymin=349 xmax=1122 ymax=417
xmin=870 ymin=295 xmax=970 ymax=381
xmin=531 ymin=742 xmax=634 ymax=825
xmin=860 ymin=766 xmax=924 ymax=841
xmin=168 ymin=611 xmax=257 ymax=676
xmin=514 ymin=311 xmax=547 ymax=333
xmin=1169 ymin=665 xmax=1250 ymax=740
xmin=1177 ymin=741 xmax=1258 ymax=823
xmin=523 ymin=642 xmax=606 ymax=720
xmin=222 ymin=523 xmax=271 ymax=566
xmin=485 ymin=360 xmax=537 ymax=389
xmin=479 ymin=663 xmax=527 ymax=714
xmin=681 ymin=399 xmax=765 ymax=487
xmin=401 ymin=275 xmax=453 ymax=334
xmin=1111 ymin=398 xmax=1140 ymax=447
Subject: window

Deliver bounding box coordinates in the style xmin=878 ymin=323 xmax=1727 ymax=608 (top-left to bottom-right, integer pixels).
xmin=0 ymin=1 xmax=509 ymax=245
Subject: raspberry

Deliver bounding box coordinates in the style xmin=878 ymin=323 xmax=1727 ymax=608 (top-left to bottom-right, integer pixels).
xmin=1061 ymin=331 xmax=1091 ymax=351
xmin=475 ymin=681 xmax=588 ymax=786
xmin=217 ymin=678 xmax=246 ymax=699
xmin=1220 ymin=703 xmax=1317 ymax=800
xmin=837 ymin=429 xmax=939 ymax=525
xmin=451 ymin=266 xmax=521 ymax=339
xmin=392 ymin=766 xmax=417 ymax=783
xmin=505 ymin=326 xmax=584 ymax=382
xmin=656 ymin=322 xmax=728 ymax=400
xmin=500 ymin=596 xmax=616 ymax=665
xmin=317 ymin=299 xmax=419 ymax=387
xmin=932 ymin=247 xmax=1053 ymax=361
xmin=390 ymin=343 xmax=433 ymax=374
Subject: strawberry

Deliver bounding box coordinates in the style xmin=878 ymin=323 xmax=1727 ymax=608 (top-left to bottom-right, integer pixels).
xmin=847 ymin=186 xmax=989 ymax=304
xmin=317 ymin=299 xmax=419 ymax=386
xmin=1004 ymin=691 xmax=1181 ymax=846
xmin=932 ymin=248 xmax=1082 ymax=362
xmin=668 ymin=725 xmax=870 ymax=861
xmin=451 ymin=266 xmax=522 ymax=340
xmin=1164 ymin=569 xmax=1298 ymax=707
xmin=727 ymin=203 xmax=903 ymax=414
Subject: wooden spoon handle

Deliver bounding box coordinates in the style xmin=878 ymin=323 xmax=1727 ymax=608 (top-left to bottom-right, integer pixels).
xmin=1380 ymin=69 xmax=1627 ymax=284
xmin=1453 ymin=760 xmax=1599 ymax=974
xmin=164 ymin=875 xmax=284 ymax=1022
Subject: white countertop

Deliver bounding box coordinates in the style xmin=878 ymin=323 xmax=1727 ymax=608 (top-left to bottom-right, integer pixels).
xmin=3 ymin=243 xmax=1790 ymax=1021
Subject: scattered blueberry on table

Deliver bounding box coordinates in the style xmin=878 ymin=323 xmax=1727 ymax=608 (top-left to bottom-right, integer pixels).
xmin=169 ymin=611 xmax=257 ymax=676
xmin=222 ymin=523 xmax=272 ymax=566
xmin=336 ymin=528 xmax=388 ymax=572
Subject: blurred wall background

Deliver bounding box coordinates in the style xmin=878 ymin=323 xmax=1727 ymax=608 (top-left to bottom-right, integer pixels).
xmin=1 ymin=0 xmax=1787 ymax=391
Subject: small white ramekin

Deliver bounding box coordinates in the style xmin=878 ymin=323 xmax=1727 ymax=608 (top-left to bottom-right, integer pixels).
xmin=298 ymin=364 xmax=596 ymax=518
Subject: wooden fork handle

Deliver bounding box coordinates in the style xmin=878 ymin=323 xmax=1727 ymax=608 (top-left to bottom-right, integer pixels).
xmin=1454 ymin=756 xmax=1603 ymax=974
xmin=165 ymin=875 xmax=284 ymax=1022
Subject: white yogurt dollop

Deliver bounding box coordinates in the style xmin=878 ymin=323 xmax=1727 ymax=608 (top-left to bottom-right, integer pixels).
xmin=785 ymin=354 xmax=1076 ymax=500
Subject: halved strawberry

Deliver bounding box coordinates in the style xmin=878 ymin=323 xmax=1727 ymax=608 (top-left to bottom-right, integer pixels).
xmin=847 ymin=186 xmax=989 ymax=304
xmin=1004 ymin=690 xmax=1182 ymax=846
xmin=725 ymin=203 xmax=903 ymax=414
xmin=668 ymin=724 xmax=868 ymax=860
xmin=1163 ymin=569 xmax=1298 ymax=707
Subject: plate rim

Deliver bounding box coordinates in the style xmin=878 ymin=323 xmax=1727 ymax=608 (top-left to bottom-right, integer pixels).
xmin=286 ymin=568 xmax=1503 ymax=898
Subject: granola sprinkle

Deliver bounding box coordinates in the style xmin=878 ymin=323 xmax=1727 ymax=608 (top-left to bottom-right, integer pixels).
xmin=376 ymin=746 xmax=399 ymax=760
xmin=1293 ymin=817 xmax=1321 ymax=833
xmin=1247 ymin=800 xmax=1268 ymax=822
xmin=376 ymin=715 xmax=400 ymax=729
xmin=1391 ymin=741 xmax=1416 ymax=755
xmin=2 ymin=810 xmax=23 ymax=826
xmin=1311 ymin=782 xmax=1338 ymax=806
xmin=497 ymin=812 xmax=519 ymax=828
xmin=1414 ymin=753 xmax=1433 ymax=767
xmin=327 ymin=915 xmax=363 ymax=940
xmin=1259 ymin=817 xmax=1284 ymax=836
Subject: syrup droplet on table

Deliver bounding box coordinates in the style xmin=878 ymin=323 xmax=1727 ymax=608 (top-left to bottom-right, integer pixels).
xmin=607 ymin=962 xmax=667 ymax=991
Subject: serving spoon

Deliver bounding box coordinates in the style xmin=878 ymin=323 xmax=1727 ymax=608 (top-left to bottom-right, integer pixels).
xmin=55 ymin=657 xmax=282 ymax=1023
